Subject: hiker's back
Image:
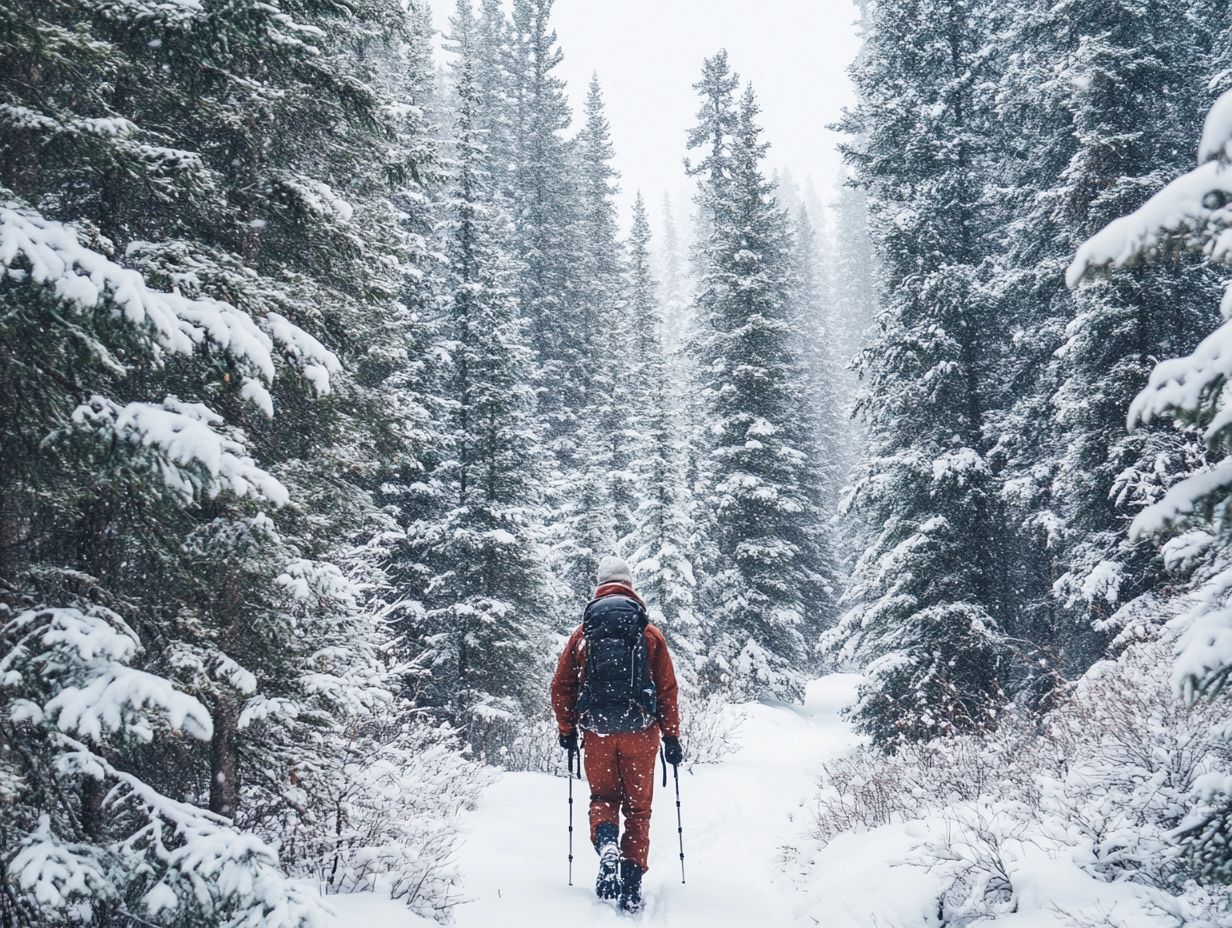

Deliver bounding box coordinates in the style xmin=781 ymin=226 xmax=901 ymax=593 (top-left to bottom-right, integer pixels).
xmin=576 ymin=593 xmax=657 ymax=734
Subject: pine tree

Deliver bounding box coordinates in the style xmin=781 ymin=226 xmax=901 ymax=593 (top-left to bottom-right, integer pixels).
xmin=1066 ymin=76 xmax=1232 ymax=890
xmin=791 ymin=206 xmax=848 ymax=511
xmin=787 ymin=207 xmax=845 ymax=646
xmin=824 ymin=0 xmax=1012 ymax=746
xmin=475 ymin=0 xmax=516 ymax=181
xmin=827 ymin=176 xmax=878 ymax=399
xmin=414 ymin=0 xmax=555 ymax=754
xmin=625 ymin=194 xmax=702 ymax=683
xmin=0 ymin=0 xmax=468 ymax=918
xmin=553 ymin=76 xmax=634 ymax=598
xmin=659 ymin=193 xmax=693 ymax=355
xmin=688 ymin=68 xmax=826 ymax=701
xmin=825 ymin=177 xmax=877 ymax=570
xmin=506 ymin=0 xmax=585 ymax=451
xmin=681 ymin=50 xmax=739 ymax=688
xmin=582 ymin=77 xmax=639 ymax=546
xmin=1028 ymin=0 xmax=1216 ymax=658
xmin=363 ymin=1 xmax=452 ymax=688
xmin=0 ymin=0 xmax=359 ymax=918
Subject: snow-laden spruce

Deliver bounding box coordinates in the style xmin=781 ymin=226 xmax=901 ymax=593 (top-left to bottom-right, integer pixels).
xmin=685 ymin=53 xmax=836 ymax=702
xmin=1067 ymin=83 xmax=1232 ymax=885
xmin=624 ymin=194 xmax=705 ymax=685
xmin=826 ymin=0 xmax=1011 ymax=744
xmin=403 ymin=0 xmax=558 ymax=757
xmin=0 ymin=0 xmax=479 ymax=921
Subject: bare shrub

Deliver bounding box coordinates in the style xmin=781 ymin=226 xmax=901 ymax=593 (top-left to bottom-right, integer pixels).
xmin=1041 ymin=645 xmax=1232 ymax=892
xmin=910 ymin=803 xmax=1029 ymax=922
xmin=276 ymin=714 xmax=489 ymax=922
xmin=490 ymin=700 xmax=569 ymax=774
xmin=803 ymin=640 xmax=1232 ymax=925
xmin=810 ymin=707 xmax=1046 ymax=845
xmin=678 ymin=691 xmax=745 ymax=769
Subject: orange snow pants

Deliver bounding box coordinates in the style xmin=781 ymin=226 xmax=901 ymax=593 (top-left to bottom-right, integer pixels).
xmin=583 ymin=724 xmax=661 ymax=871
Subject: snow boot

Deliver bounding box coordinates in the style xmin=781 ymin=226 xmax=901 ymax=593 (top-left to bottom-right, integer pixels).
xmin=618 ymin=859 xmax=644 ymax=914
xmin=594 ymin=823 xmax=620 ymax=900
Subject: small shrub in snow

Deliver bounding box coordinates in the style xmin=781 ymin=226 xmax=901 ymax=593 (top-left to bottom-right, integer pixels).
xmin=810 ymin=707 xmax=1045 ymax=844
xmin=802 ymin=642 xmax=1232 ymax=925
xmin=469 ymin=692 xmax=563 ymax=774
xmin=910 ymin=802 xmax=1026 ymax=922
xmin=677 ymin=691 xmax=744 ymax=770
xmin=1044 ymin=647 xmax=1229 ymax=894
xmin=275 ymin=715 xmax=489 ymax=921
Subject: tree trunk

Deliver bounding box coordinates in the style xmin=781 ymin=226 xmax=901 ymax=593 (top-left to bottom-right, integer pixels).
xmin=80 ymin=773 xmax=105 ymax=839
xmin=210 ymin=696 xmax=240 ymax=819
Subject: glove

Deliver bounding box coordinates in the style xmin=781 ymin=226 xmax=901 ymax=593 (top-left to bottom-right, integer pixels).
xmin=663 ymin=735 xmax=683 ymax=767
xmin=559 ymin=731 xmax=578 ymax=752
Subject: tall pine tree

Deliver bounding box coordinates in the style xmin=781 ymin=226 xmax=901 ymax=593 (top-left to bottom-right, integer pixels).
xmin=0 ymin=0 xmax=449 ymax=917
xmin=688 ymin=66 xmax=827 ymax=701
xmin=625 ymin=194 xmax=703 ymax=684
xmin=412 ymin=0 xmax=555 ymax=754
xmin=507 ymin=0 xmax=585 ymax=453
xmin=555 ymin=76 xmax=632 ymax=597
xmin=825 ymin=0 xmax=1012 ymax=745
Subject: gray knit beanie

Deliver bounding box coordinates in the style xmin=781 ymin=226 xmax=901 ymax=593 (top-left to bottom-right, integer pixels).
xmin=596 ymin=555 xmax=633 ymax=587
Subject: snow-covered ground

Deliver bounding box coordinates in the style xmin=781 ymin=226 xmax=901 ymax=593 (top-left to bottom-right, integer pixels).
xmin=442 ymin=674 xmax=862 ymax=927
xmin=326 ymin=891 xmax=436 ymax=928
xmin=270 ymin=670 xmax=1232 ymax=928
xmin=319 ymin=674 xmax=861 ymax=928
xmin=216 ymin=665 xmax=1232 ymax=926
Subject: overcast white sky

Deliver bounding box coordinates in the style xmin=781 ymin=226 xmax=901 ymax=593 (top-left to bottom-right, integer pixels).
xmin=427 ymin=0 xmax=862 ymax=230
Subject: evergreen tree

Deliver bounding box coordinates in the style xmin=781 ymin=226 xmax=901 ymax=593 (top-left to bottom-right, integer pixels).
xmin=681 ymin=51 xmax=739 ymax=688
xmin=827 ymin=176 xmax=878 ymax=396
xmin=581 ymin=77 xmax=639 ymax=547
xmin=825 ymin=177 xmax=877 ymax=568
xmin=688 ymin=69 xmax=826 ymax=701
xmin=414 ymin=0 xmax=554 ymax=752
xmin=0 ymin=0 xmax=468 ymax=918
xmin=360 ymin=0 xmax=450 ymax=691
xmin=824 ymin=0 xmax=1012 ymax=746
xmin=475 ymin=0 xmax=516 ymax=182
xmin=625 ymin=194 xmax=703 ymax=683
xmin=788 ymin=207 xmax=845 ymax=646
xmin=659 ymin=193 xmax=693 ymax=356
xmin=1066 ymin=78 xmax=1232 ymax=892
xmin=506 ymin=0 xmax=585 ymax=452
xmin=1032 ymin=0 xmax=1214 ymax=657
xmin=791 ymin=206 xmax=848 ymax=511
xmin=971 ymin=0 xmax=1221 ymax=717
xmin=554 ymin=76 xmax=633 ymax=598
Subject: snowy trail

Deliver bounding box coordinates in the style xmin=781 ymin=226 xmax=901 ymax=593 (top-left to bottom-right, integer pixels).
xmin=448 ymin=674 xmax=863 ymax=928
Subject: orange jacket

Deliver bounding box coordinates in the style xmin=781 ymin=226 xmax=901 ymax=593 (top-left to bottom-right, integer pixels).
xmin=550 ymin=582 xmax=681 ymax=739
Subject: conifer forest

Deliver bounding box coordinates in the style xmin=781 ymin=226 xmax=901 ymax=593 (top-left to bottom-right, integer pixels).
xmin=2 ymin=0 xmax=1232 ymax=925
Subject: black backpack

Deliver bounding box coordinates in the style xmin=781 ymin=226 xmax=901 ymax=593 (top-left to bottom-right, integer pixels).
xmin=576 ymin=594 xmax=658 ymax=734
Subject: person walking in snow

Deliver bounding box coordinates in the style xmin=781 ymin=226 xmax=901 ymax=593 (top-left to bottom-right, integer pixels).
xmin=550 ymin=555 xmax=683 ymax=913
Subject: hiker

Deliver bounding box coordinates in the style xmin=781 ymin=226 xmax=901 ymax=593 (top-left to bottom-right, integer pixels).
xmin=550 ymin=555 xmax=683 ymax=913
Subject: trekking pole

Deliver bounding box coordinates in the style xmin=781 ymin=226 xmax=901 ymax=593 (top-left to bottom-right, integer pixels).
xmin=567 ymin=746 xmax=576 ymax=886
xmin=675 ymin=759 xmax=684 ymax=882
xmin=661 ymin=747 xmax=686 ymax=884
